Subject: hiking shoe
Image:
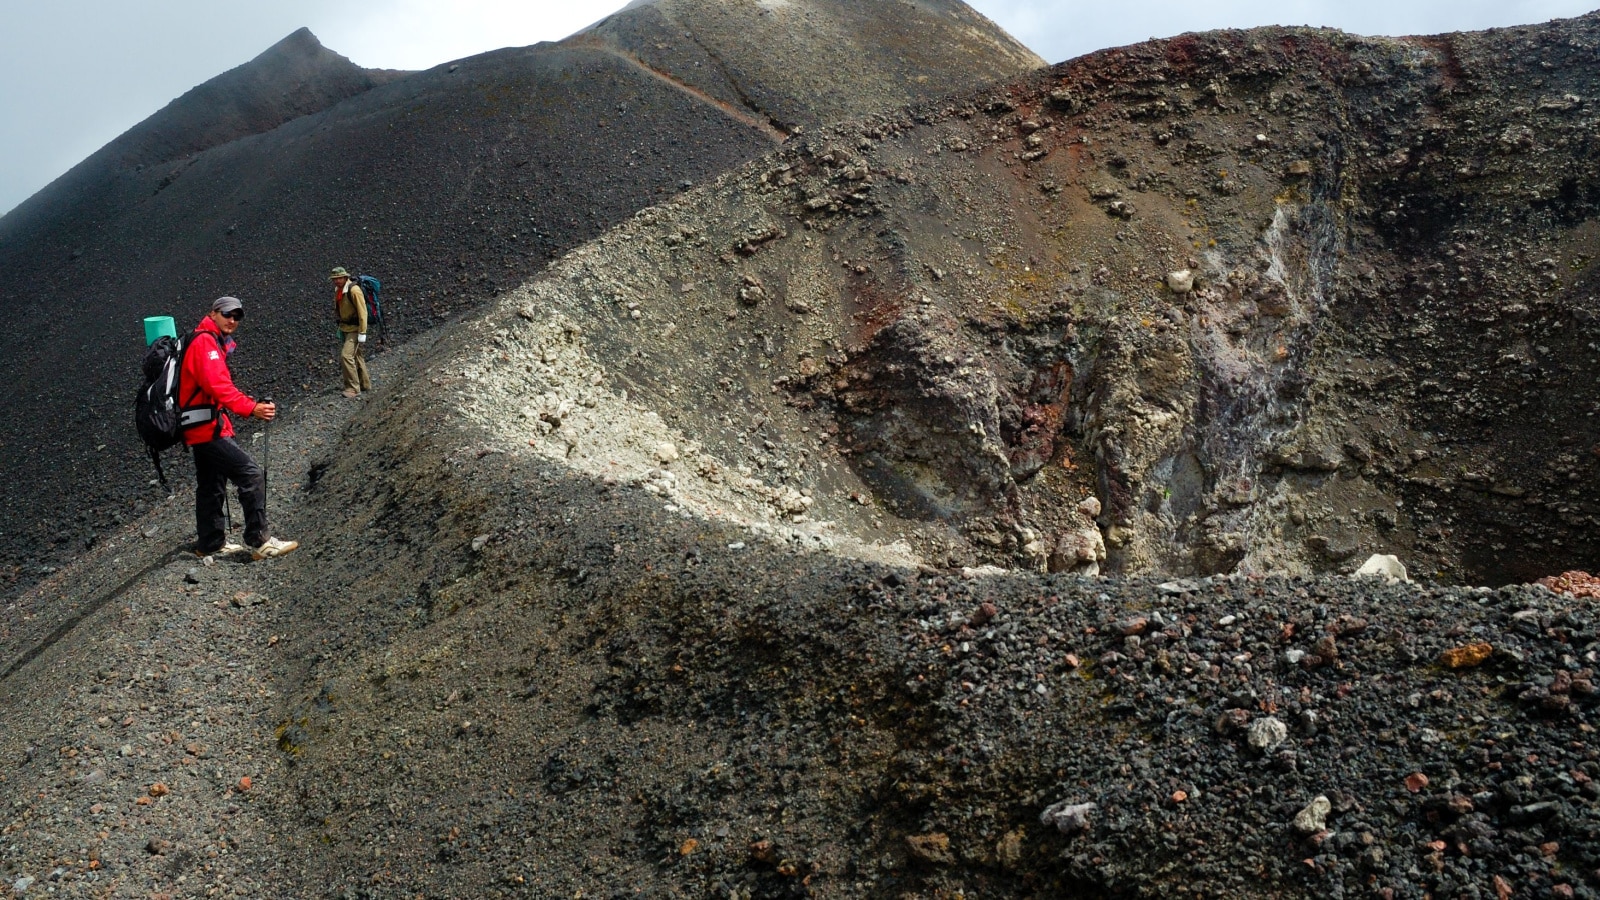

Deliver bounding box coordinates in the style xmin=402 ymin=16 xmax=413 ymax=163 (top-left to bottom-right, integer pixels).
xmin=195 ymin=541 xmax=245 ymax=558
xmin=251 ymin=538 xmax=300 ymax=561
xmin=342 ymin=388 xmax=360 ymax=398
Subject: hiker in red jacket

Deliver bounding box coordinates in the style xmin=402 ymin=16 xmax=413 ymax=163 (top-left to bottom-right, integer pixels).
xmin=181 ymin=296 xmax=298 ymax=560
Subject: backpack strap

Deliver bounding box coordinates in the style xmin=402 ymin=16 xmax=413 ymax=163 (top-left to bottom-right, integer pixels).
xmin=149 ymin=445 xmax=171 ymax=492
xmin=178 ymin=330 xmax=227 ymax=439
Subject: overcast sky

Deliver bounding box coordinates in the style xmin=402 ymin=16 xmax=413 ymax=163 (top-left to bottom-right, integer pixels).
xmin=1 ymin=0 xmax=1595 ymax=216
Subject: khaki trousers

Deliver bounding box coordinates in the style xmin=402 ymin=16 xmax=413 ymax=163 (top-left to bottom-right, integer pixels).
xmin=340 ymin=333 xmax=372 ymax=392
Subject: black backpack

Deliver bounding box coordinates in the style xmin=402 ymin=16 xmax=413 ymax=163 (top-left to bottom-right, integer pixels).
xmin=355 ymin=274 xmax=385 ymax=342
xmin=134 ymin=335 xmax=189 ymax=489
xmin=134 ymin=332 xmax=225 ymax=490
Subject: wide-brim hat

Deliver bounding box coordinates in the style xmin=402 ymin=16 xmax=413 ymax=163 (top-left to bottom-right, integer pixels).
xmin=329 ymin=266 xmax=351 ymax=280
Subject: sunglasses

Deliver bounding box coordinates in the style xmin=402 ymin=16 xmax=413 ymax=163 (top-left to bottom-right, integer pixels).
xmin=221 ymin=310 xmax=244 ymax=321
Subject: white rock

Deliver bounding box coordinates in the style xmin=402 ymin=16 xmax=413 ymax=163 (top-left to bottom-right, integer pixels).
xmin=1040 ymin=800 xmax=1098 ymax=834
xmin=1051 ymin=527 xmax=1105 ymax=570
xmin=1293 ymin=795 xmax=1331 ymax=834
xmin=1076 ymin=496 xmax=1102 ymax=518
xmin=655 ymin=442 xmax=679 ymax=464
xmin=1166 ymin=269 xmax=1196 ymax=293
xmin=1248 ymin=716 xmax=1288 ymax=753
xmin=1354 ymin=553 xmax=1409 ymax=583
xmin=775 ymin=488 xmax=811 ymax=515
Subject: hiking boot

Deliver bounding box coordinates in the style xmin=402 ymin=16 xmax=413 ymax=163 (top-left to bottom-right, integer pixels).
xmin=342 ymin=388 xmax=360 ymax=398
xmin=195 ymin=541 xmax=245 ymax=558
xmin=251 ymin=537 xmax=300 ymax=561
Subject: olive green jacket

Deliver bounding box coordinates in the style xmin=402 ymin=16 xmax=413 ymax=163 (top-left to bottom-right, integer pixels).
xmin=336 ymin=282 xmax=368 ymax=335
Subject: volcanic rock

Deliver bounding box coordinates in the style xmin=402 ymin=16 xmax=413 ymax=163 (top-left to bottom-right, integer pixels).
xmin=4 ymin=6 xmax=1600 ymax=900
xmin=456 ymin=10 xmax=1600 ymax=586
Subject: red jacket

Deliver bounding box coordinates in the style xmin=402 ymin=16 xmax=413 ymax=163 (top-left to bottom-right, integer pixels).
xmin=180 ymin=316 xmax=256 ymax=445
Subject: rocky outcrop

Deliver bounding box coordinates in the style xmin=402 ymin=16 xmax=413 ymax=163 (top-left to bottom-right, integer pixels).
xmin=492 ymin=12 xmax=1600 ymax=585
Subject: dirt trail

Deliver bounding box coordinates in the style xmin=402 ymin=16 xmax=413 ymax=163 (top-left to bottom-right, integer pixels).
xmin=0 ymin=342 xmax=417 ymax=896
xmin=567 ymin=32 xmax=793 ymax=142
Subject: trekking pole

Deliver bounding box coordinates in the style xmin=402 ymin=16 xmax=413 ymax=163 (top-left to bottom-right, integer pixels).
xmin=260 ymin=398 xmax=273 ymax=495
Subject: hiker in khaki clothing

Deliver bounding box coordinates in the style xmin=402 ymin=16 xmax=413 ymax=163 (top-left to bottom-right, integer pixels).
xmin=330 ymin=266 xmax=372 ymax=398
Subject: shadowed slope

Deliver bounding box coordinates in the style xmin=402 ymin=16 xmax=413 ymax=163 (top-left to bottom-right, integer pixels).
xmin=0 ymin=28 xmax=400 ymax=239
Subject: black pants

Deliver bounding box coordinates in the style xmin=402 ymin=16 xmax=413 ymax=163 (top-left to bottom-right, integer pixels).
xmin=192 ymin=437 xmax=268 ymax=552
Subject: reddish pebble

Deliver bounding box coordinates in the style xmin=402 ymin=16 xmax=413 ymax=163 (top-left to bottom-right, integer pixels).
xmin=237 ymin=776 xmax=252 ymax=792
xmin=1439 ymin=642 xmax=1493 ymax=669
xmin=1405 ymin=772 xmax=1429 ymax=792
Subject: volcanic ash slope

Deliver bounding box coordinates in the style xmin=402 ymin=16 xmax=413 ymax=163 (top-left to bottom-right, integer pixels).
xmin=238 ymin=16 xmax=1600 ymax=898
xmin=0 ymin=0 xmax=1043 ymax=597
xmin=5 ymin=11 xmax=1600 ymax=900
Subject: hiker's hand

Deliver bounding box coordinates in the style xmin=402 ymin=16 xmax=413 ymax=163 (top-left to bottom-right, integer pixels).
xmin=357 ymin=333 xmax=367 ymax=343
xmin=253 ymin=402 xmax=277 ymax=421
